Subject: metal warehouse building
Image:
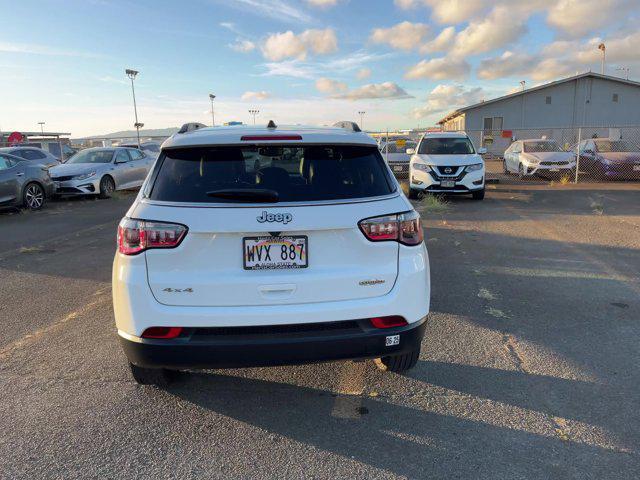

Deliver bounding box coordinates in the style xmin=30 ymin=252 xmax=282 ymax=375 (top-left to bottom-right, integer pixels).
xmin=438 ymin=72 xmax=640 ymax=131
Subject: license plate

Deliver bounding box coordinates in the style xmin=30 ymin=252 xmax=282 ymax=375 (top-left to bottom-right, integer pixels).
xmin=243 ymin=236 xmax=308 ymax=270
xmin=441 ymin=180 xmax=456 ymax=188
xmin=634 ymin=165 xmax=640 ymax=171
xmin=393 ymin=165 xmax=403 ymax=172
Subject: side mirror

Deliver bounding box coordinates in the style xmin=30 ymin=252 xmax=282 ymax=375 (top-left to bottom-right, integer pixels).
xmin=405 ymin=148 xmax=415 ymax=155
xmin=478 ymin=147 xmax=487 ymax=154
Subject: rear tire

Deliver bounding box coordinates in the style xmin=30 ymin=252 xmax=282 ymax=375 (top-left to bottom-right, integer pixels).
xmin=99 ymin=175 xmax=115 ymax=199
xmin=129 ymin=363 xmax=173 ymax=387
xmin=472 ymin=188 xmax=485 ymax=200
xmin=378 ymin=345 xmax=420 ymax=373
xmin=23 ymin=182 xmax=45 ymax=210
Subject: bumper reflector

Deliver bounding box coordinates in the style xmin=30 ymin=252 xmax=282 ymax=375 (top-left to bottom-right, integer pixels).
xmin=370 ymin=316 xmax=408 ymax=329
xmin=141 ymin=327 xmax=183 ymax=339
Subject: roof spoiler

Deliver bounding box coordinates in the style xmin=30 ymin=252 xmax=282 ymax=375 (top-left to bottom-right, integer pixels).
xmin=333 ymin=121 xmax=361 ymax=132
xmin=177 ymin=122 xmax=207 ymax=134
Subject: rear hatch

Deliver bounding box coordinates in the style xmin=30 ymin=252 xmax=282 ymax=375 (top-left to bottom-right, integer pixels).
xmin=136 ymin=143 xmax=406 ymax=307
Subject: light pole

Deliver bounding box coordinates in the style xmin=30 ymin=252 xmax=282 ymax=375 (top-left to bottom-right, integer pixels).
xmin=616 ymin=66 xmax=630 ymax=80
xmin=125 ymin=69 xmax=142 ymax=147
xmin=248 ymin=109 xmax=259 ymax=125
xmin=37 ymin=122 xmax=45 ymax=134
xmin=520 ymin=80 xmax=526 ymax=91
xmin=358 ymin=111 xmax=366 ymax=130
xmin=598 ymin=43 xmax=606 ymax=75
xmin=209 ymin=94 xmax=216 ymax=126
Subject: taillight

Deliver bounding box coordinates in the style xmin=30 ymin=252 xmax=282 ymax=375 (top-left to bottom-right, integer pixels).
xmin=141 ymin=327 xmax=183 ymax=339
xmin=358 ymin=211 xmax=423 ymax=246
xmin=370 ymin=316 xmax=408 ymax=328
xmin=117 ymin=218 xmax=187 ymax=255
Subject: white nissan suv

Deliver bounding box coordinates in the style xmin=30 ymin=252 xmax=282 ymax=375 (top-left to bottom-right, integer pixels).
xmin=409 ymin=132 xmax=486 ymax=200
xmin=113 ymin=122 xmax=430 ymax=386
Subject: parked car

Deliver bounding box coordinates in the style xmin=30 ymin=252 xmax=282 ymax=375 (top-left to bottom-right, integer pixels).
xmin=0 ymin=152 xmax=55 ymax=210
xmin=409 ymin=132 xmax=486 ymax=200
xmin=49 ymin=147 xmax=154 ymax=198
xmin=503 ymin=139 xmax=576 ymax=178
xmin=0 ymin=146 xmax=60 ymax=169
xmin=573 ymin=138 xmax=640 ymax=179
xmin=120 ymin=141 xmax=162 ymax=160
xmin=113 ymin=122 xmax=430 ymax=386
xmin=379 ymin=138 xmax=417 ymax=178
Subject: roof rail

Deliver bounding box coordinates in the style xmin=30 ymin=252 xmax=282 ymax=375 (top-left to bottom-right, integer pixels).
xmin=332 ymin=121 xmax=361 ymax=132
xmin=178 ymin=122 xmax=207 ymax=134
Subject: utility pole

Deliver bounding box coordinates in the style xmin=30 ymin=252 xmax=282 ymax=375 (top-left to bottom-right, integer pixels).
xmin=125 ymin=69 xmax=142 ymax=147
xmin=358 ymin=111 xmax=366 ymax=130
xmin=598 ymin=43 xmax=606 ymax=75
xmin=248 ymin=109 xmax=259 ymax=125
xmin=209 ymin=94 xmax=216 ymax=126
xmin=38 ymin=122 xmax=45 ymax=134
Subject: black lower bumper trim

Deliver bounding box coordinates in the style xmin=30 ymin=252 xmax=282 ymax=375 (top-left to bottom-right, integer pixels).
xmin=120 ymin=318 xmax=427 ymax=369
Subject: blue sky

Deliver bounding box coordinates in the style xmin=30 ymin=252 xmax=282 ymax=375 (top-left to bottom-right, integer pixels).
xmin=1 ymin=0 xmax=638 ymax=136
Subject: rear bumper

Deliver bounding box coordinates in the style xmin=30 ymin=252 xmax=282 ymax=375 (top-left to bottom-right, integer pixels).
xmin=120 ymin=317 xmax=427 ymax=369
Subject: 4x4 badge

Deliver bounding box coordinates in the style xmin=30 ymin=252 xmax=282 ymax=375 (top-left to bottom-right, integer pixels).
xmin=257 ymin=211 xmax=292 ymax=224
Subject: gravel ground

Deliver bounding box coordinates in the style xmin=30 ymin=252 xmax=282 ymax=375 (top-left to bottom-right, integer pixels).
xmin=0 ymin=184 xmax=639 ymax=479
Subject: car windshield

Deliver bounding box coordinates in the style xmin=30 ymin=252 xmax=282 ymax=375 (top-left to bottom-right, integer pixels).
xmin=148 ymin=145 xmax=395 ymax=203
xmin=595 ymin=140 xmax=637 ymax=152
xmin=418 ymin=137 xmax=475 ymax=155
xmin=66 ymin=149 xmax=114 ymax=164
xmin=524 ymin=141 xmax=562 ymax=152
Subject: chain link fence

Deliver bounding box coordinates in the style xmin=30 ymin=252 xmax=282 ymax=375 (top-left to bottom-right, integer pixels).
xmin=373 ymin=126 xmax=640 ymax=184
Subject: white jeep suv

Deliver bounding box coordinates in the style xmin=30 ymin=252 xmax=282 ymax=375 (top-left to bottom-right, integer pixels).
xmin=113 ymin=122 xmax=430 ymax=386
xmin=409 ymin=132 xmax=486 ymax=200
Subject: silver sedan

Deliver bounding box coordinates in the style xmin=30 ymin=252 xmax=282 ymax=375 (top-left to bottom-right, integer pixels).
xmin=49 ymin=147 xmax=154 ymax=198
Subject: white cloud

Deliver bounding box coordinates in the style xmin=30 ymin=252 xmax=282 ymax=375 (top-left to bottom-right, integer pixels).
xmin=229 ymin=39 xmax=256 ymax=53
xmin=450 ymin=6 xmax=526 ymax=56
xmin=394 ymin=0 xmax=489 ymax=24
xmin=262 ymin=28 xmax=337 ymax=61
xmin=241 ymin=90 xmax=271 ymax=101
xmin=370 ymin=21 xmax=430 ymax=51
xmin=356 ymin=67 xmax=371 ymax=80
xmin=477 ymin=30 xmax=640 ymax=82
xmin=0 ymin=41 xmax=101 ymax=58
xmin=405 ymin=57 xmax=470 ymax=80
xmin=334 ymin=82 xmax=413 ymax=100
xmin=306 ymin=0 xmax=339 ymax=7
xmin=315 ymin=77 xmax=348 ymax=94
xmin=227 ymin=0 xmax=312 ymax=24
xmin=260 ymin=51 xmax=389 ymax=79
xmin=262 ymin=31 xmax=307 ymax=61
xmin=420 ymin=26 xmax=456 ymax=54
xmin=300 ymin=28 xmax=339 ymax=55
xmin=412 ymin=84 xmax=486 ymax=119
xmin=547 ymin=0 xmax=637 ymax=38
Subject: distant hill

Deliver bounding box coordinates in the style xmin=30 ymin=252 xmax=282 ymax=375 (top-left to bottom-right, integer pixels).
xmin=75 ymin=127 xmax=180 ymax=140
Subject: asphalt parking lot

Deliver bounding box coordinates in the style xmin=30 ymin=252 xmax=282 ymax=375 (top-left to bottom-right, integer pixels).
xmin=1 ymin=184 xmax=639 ymax=479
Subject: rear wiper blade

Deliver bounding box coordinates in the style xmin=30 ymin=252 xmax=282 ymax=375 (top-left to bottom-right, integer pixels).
xmin=206 ymin=188 xmax=279 ymax=203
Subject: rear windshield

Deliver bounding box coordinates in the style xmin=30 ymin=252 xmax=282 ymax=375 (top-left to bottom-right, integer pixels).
xmin=147 ymin=145 xmax=395 ymax=203
xmin=418 ymin=137 xmax=475 ymax=155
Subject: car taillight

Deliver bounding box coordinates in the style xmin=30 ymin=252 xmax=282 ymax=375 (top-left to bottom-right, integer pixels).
xmin=117 ymin=218 xmax=187 ymax=255
xmin=141 ymin=327 xmax=183 ymax=339
xmin=358 ymin=211 xmax=423 ymax=246
xmin=370 ymin=316 xmax=408 ymax=328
